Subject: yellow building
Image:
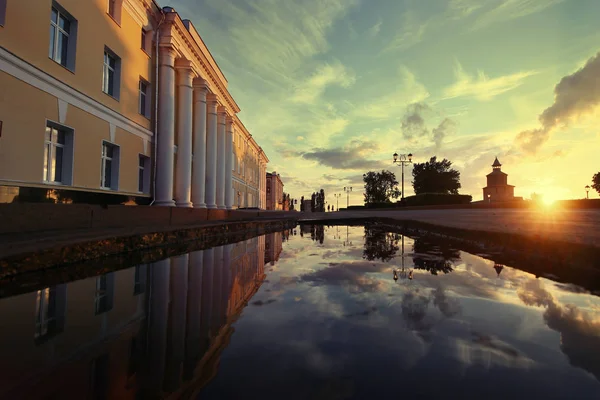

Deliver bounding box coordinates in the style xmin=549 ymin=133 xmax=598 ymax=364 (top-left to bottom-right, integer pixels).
xmin=266 ymin=171 xmax=284 ymax=210
xmin=0 ymin=0 xmax=268 ymax=208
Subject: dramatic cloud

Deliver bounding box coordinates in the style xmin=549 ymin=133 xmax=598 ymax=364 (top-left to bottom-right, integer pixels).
xmin=400 ymin=103 xmax=458 ymax=149
xmin=443 ymin=61 xmax=537 ymax=101
xmin=382 ymin=11 xmax=428 ymax=53
xmin=402 ymin=103 xmax=431 ymax=140
xmin=300 ymin=261 xmax=386 ymax=292
xmin=515 ymin=51 xmax=600 ymax=154
xmin=301 ymin=140 xmax=387 ymax=170
xmin=431 ymin=286 xmax=461 ymax=317
xmin=432 ymin=118 xmax=458 ymax=150
xmin=517 ymin=278 xmax=600 ymax=381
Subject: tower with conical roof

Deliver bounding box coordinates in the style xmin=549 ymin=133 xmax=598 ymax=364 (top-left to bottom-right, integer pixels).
xmin=482 ymin=157 xmax=515 ymax=202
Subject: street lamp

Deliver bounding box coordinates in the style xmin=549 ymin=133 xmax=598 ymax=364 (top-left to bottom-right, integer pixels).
xmin=343 ymin=187 xmax=352 ymax=208
xmin=392 ymin=152 xmax=413 ymax=202
xmin=585 ymin=185 xmax=590 ymax=199
xmin=333 ymin=193 xmax=341 ymax=211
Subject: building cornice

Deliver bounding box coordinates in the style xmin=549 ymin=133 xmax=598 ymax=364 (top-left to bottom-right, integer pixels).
xmin=123 ymin=0 xmax=160 ymax=28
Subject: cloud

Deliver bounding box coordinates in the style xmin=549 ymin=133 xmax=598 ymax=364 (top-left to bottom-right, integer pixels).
xmin=300 ymin=261 xmax=386 ymax=293
xmin=367 ymin=19 xmax=382 ymax=37
xmin=400 ymin=103 xmax=458 ymax=150
xmin=402 ymin=103 xmax=431 ymax=140
xmin=301 ymin=139 xmax=388 ymax=170
xmin=432 ymin=118 xmax=458 ymax=150
xmin=297 ymin=136 xmax=305 ymax=141
xmin=382 ymin=12 xmax=428 ymax=53
xmin=515 ymin=51 xmax=600 ymax=154
xmin=517 ymin=278 xmax=600 ymax=381
xmin=447 ymin=0 xmax=566 ymax=30
xmin=291 ymin=62 xmax=356 ymax=104
xmin=443 ymin=61 xmax=537 ymax=101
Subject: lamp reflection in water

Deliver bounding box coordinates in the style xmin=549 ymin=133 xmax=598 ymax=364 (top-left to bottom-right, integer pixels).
xmin=393 ymin=234 xmax=413 ymax=282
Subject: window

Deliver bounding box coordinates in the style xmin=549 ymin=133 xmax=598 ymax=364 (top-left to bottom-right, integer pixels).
xmin=138 ymin=79 xmax=150 ymax=118
xmin=0 ymin=0 xmax=6 ymax=26
xmin=49 ymin=3 xmax=77 ymax=70
xmin=106 ymin=0 xmax=122 ymax=25
xmin=138 ymin=155 xmax=150 ymax=193
xmin=44 ymin=122 xmax=74 ymax=185
xmin=90 ymin=354 xmax=109 ymax=400
xmin=101 ymin=142 xmax=120 ymax=190
xmin=140 ymin=28 xmax=151 ymax=53
xmin=102 ymin=48 xmax=121 ymax=99
xmin=94 ymin=274 xmax=114 ymax=315
xmin=34 ymin=285 xmax=66 ymax=343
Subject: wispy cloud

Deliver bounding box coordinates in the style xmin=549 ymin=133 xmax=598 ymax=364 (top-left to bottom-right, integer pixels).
xmin=367 ymin=18 xmax=383 ymax=37
xmin=291 ymin=61 xmax=356 ymax=104
xmin=447 ymin=0 xmax=566 ymax=30
xmin=381 ymin=12 xmax=428 ymax=53
xmin=443 ymin=60 xmax=537 ymax=101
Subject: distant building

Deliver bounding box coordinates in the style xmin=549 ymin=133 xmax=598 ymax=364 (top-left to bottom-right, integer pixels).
xmin=482 ymin=157 xmax=521 ymax=202
xmin=302 ymin=199 xmax=312 ymax=212
xmin=266 ymin=171 xmax=283 ymax=210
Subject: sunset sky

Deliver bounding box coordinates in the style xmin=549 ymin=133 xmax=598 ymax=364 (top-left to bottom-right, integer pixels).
xmin=163 ymin=0 xmax=600 ymax=205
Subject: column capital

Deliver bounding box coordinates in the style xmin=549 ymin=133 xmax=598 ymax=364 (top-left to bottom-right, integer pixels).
xmin=159 ymin=45 xmax=178 ymax=66
xmin=175 ymin=60 xmax=194 ymax=87
xmin=193 ymin=78 xmax=209 ymax=92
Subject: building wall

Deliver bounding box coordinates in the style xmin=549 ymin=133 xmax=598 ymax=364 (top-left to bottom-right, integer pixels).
xmin=266 ymin=172 xmax=283 ymax=210
xmin=231 ymin=118 xmax=266 ymax=208
xmin=0 ymin=0 xmax=155 ymax=197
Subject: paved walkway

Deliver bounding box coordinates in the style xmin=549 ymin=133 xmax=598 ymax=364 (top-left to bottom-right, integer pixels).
xmin=301 ymin=208 xmax=600 ymax=248
xmin=1 ymin=208 xmax=598 ymax=260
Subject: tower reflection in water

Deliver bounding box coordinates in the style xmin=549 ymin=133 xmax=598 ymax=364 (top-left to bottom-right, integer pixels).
xmin=0 ymin=233 xmax=278 ymax=399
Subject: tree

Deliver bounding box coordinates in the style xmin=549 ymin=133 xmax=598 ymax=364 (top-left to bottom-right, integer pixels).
xmin=363 ymin=170 xmax=401 ymax=204
xmin=593 ymin=172 xmax=600 ymax=195
xmin=319 ymin=189 xmax=326 ymax=212
xmin=300 ymin=196 xmax=305 ymax=211
xmin=412 ymin=156 xmax=461 ymax=195
xmin=310 ymin=192 xmax=316 ymax=212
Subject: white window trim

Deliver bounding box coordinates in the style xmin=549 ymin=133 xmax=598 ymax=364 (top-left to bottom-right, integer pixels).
xmin=138 ymin=78 xmax=151 ymax=118
xmin=102 ymin=47 xmax=121 ymax=100
xmin=49 ymin=2 xmax=77 ymax=71
xmin=43 ymin=120 xmax=74 ymax=186
xmin=100 ymin=141 xmax=120 ymax=190
xmin=138 ymin=154 xmax=150 ymax=194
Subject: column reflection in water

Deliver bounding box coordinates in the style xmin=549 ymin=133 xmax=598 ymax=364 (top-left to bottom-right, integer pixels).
xmin=164 ymin=253 xmax=189 ymax=392
xmin=184 ymin=250 xmax=204 ymax=381
xmin=147 ymin=257 xmax=171 ymax=394
xmin=0 ymin=234 xmax=269 ymax=399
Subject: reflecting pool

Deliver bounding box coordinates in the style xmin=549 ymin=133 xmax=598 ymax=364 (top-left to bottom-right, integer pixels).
xmin=0 ymin=226 xmax=599 ymax=399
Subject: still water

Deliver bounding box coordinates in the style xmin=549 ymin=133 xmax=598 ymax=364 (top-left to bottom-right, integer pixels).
xmin=0 ymin=225 xmax=599 ymax=399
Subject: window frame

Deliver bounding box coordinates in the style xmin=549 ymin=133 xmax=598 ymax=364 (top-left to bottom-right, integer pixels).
xmin=138 ymin=78 xmax=151 ymax=118
xmin=100 ymin=141 xmax=120 ymax=190
xmin=48 ymin=2 xmax=77 ymax=71
xmin=102 ymin=47 xmax=121 ymax=100
xmin=43 ymin=121 xmax=74 ymax=186
xmin=138 ymin=154 xmax=150 ymax=194
xmin=106 ymin=0 xmax=122 ymax=25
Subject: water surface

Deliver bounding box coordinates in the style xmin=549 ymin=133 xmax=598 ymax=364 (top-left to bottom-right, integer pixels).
xmin=0 ymin=226 xmax=599 ymax=399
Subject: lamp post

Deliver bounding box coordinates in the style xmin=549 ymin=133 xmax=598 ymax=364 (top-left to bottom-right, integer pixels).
xmin=333 ymin=193 xmax=341 ymax=211
xmin=392 ymin=152 xmax=413 ymax=202
xmin=343 ymin=187 xmax=352 ymax=208
xmin=585 ymin=185 xmax=590 ymax=199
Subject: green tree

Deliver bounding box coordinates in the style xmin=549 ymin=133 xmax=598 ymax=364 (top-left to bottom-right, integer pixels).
xmin=412 ymin=156 xmax=461 ymax=195
xmin=363 ymin=170 xmax=401 ymax=204
xmin=592 ymin=172 xmax=600 ymax=195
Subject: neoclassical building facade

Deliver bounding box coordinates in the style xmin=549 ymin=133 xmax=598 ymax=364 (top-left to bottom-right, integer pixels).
xmin=0 ymin=0 xmax=268 ymax=209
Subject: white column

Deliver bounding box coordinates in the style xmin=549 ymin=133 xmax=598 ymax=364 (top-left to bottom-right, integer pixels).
xmin=191 ymin=79 xmax=208 ymax=208
xmin=225 ymin=117 xmax=234 ymax=209
xmin=216 ymin=109 xmax=227 ymax=209
xmin=175 ymin=61 xmax=194 ymax=208
xmin=205 ymin=95 xmax=218 ymax=209
xmin=155 ymin=46 xmax=177 ymax=207
xmin=147 ymin=258 xmax=170 ymax=391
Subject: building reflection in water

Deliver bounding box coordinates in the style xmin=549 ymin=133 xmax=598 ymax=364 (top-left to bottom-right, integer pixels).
xmin=0 ymin=235 xmax=271 ymax=399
